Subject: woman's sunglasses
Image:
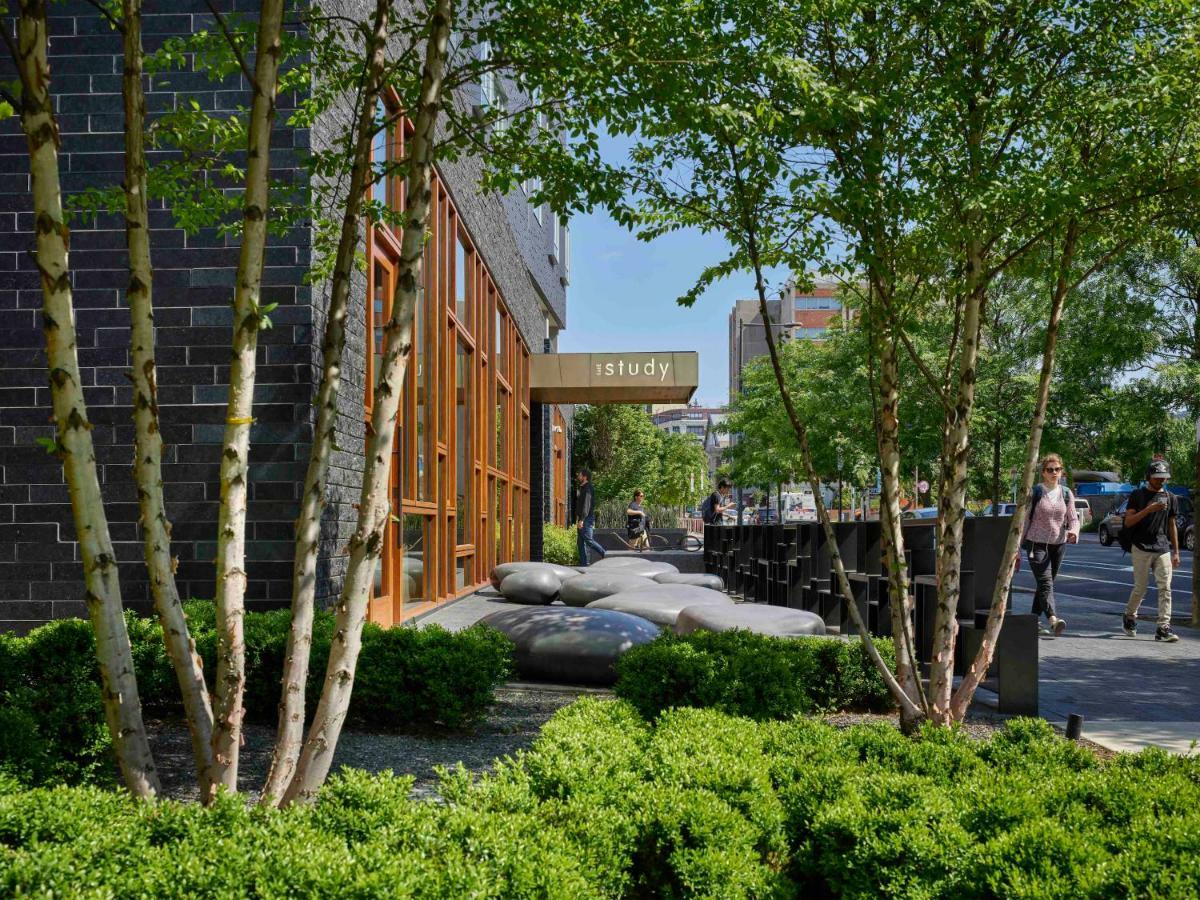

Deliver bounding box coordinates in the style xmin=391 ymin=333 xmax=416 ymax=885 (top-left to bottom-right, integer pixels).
xmin=1044 ymin=466 xmax=1062 ymax=473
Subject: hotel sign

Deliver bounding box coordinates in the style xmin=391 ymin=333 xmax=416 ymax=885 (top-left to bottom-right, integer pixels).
xmin=530 ymin=352 xmax=699 ymax=404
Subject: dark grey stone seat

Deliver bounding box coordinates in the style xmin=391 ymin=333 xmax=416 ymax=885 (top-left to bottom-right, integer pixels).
xmin=653 ymin=572 xmax=725 ymax=591
xmin=559 ymin=571 xmax=658 ymax=607
xmin=498 ymin=568 xmax=562 ymax=605
xmin=490 ymin=561 xmax=579 ymax=589
xmin=479 ymin=606 xmax=660 ymax=686
xmin=588 ymin=557 xmax=679 ymax=578
xmin=587 ymin=584 xmax=732 ymax=626
xmin=674 ymin=603 xmax=826 ymax=637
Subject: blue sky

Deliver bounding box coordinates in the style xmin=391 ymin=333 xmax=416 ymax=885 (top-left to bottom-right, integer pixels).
xmin=560 ymin=208 xmax=752 ymax=408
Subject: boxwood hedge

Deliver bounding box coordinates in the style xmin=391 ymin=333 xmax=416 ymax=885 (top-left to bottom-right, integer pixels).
xmin=0 ymin=604 xmax=513 ymax=788
xmin=614 ymin=630 xmax=896 ymax=721
xmin=2 ymin=701 xmax=1197 ymax=898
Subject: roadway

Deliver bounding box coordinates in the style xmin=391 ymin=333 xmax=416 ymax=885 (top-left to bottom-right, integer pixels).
xmin=1010 ymin=531 xmax=1193 ymax=623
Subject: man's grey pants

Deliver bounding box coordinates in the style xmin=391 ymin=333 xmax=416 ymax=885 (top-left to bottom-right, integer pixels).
xmin=1125 ymin=547 xmax=1173 ymax=628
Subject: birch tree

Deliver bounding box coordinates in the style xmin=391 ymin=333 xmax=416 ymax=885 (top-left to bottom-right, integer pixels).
xmin=119 ymin=0 xmax=216 ymax=799
xmin=282 ymin=0 xmax=455 ymax=805
xmin=261 ymin=0 xmax=393 ymax=805
xmin=3 ymin=0 xmax=159 ymax=797
xmin=209 ymin=0 xmax=287 ymax=794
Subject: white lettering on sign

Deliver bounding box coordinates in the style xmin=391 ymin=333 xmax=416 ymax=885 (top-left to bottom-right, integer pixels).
xmin=593 ymin=356 xmax=671 ymax=382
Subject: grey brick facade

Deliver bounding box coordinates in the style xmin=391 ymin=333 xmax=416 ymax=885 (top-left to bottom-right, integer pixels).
xmin=0 ymin=1 xmax=568 ymax=632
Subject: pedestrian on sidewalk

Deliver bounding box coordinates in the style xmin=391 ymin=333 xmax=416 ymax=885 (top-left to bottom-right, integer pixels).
xmin=575 ymin=469 xmax=607 ymax=566
xmin=626 ymin=490 xmax=650 ymax=551
xmin=1022 ymin=452 xmax=1079 ymax=636
xmin=1122 ymin=459 xmax=1181 ymax=642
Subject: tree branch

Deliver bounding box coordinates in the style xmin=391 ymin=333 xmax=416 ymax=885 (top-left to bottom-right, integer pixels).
xmin=204 ymin=0 xmax=256 ymax=88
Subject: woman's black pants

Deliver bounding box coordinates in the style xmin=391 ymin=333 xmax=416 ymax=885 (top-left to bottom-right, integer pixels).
xmin=1025 ymin=541 xmax=1065 ymax=620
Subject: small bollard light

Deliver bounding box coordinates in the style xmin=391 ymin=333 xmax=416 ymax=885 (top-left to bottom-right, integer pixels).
xmin=1066 ymin=713 xmax=1084 ymax=741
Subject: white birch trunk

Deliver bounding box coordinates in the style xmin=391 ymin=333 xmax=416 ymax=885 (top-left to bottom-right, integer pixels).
xmin=210 ymin=0 xmax=287 ymax=795
xmin=260 ymin=0 xmax=392 ymax=806
xmin=12 ymin=0 xmax=159 ymax=798
xmin=950 ymin=223 xmax=1078 ymax=719
xmin=281 ymin=0 xmax=454 ymax=805
xmin=872 ymin=314 xmax=926 ymax=728
xmin=121 ymin=0 xmax=216 ymax=799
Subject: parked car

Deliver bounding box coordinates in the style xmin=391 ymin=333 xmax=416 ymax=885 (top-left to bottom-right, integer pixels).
xmin=1098 ymin=496 xmax=1194 ymax=547
xmin=979 ymin=502 xmax=1018 ymax=517
xmin=1074 ymin=496 xmax=1093 ymax=527
xmin=902 ymin=506 xmax=975 ymax=520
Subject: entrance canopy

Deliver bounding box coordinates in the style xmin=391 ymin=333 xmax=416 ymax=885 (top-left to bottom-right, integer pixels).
xmin=530 ymin=352 xmax=699 ymax=404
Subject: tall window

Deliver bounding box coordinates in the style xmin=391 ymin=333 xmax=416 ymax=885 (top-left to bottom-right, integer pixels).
xmin=455 ymin=233 xmax=470 ymax=326
xmin=456 ymin=339 xmax=472 ymax=546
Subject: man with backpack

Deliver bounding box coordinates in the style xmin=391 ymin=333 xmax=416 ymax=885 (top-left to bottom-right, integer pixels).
xmin=1121 ymin=459 xmax=1181 ymax=642
xmin=701 ymin=480 xmax=734 ymax=526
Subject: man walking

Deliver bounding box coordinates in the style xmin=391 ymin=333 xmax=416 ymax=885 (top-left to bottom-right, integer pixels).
xmin=701 ymin=480 xmax=734 ymax=525
xmin=575 ymin=469 xmax=606 ymax=566
xmin=1122 ymin=459 xmax=1181 ymax=642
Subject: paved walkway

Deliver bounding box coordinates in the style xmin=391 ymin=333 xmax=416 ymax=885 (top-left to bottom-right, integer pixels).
xmin=1022 ymin=587 xmax=1199 ymax=756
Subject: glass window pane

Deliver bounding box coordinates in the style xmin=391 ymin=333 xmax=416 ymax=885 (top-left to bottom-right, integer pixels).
xmin=372 ymin=262 xmax=387 ymax=391
xmin=456 ymin=340 xmax=472 ymax=545
xmin=455 ymin=235 xmax=469 ymax=325
xmin=415 ymin=264 xmax=429 ymax=501
xmin=401 ymin=514 xmax=427 ymax=609
xmin=456 ymin=556 xmax=470 ymax=591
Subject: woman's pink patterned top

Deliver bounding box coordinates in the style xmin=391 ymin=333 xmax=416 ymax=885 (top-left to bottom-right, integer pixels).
xmin=1024 ymin=485 xmax=1079 ymax=545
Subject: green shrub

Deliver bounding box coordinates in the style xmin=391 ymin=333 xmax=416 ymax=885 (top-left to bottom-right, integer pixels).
xmin=542 ymin=522 xmax=579 ymax=565
xmin=614 ymin=630 xmax=896 ymax=720
xmin=0 ymin=620 xmax=111 ymax=788
xmin=1 ymin=704 xmax=1199 ymax=898
xmin=1 ymin=604 xmax=514 ymax=787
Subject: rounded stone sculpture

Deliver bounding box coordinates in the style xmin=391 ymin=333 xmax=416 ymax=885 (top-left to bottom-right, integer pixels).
xmin=674 ymin=603 xmax=826 ymax=638
xmin=589 ymin=556 xmax=643 ymax=569
xmin=587 ymin=557 xmax=679 ymax=579
xmin=479 ymin=606 xmax=660 ymax=686
xmin=490 ymin=561 xmax=579 ymax=589
xmin=559 ymin=571 xmax=658 ymax=607
xmin=498 ymin=568 xmax=562 ymax=605
xmin=586 ymin=584 xmax=732 ymax=627
xmin=652 ymin=572 xmax=726 ymax=591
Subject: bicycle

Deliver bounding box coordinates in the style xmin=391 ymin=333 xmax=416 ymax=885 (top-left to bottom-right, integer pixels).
xmin=609 ymin=529 xmax=704 ymax=552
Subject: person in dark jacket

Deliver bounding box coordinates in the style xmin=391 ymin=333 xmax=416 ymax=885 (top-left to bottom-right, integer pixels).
xmin=575 ymin=469 xmax=606 ymax=566
xmin=1122 ymin=459 xmax=1181 ymax=642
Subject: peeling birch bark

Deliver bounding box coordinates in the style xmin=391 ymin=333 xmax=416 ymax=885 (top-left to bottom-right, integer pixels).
xmin=950 ymin=222 xmax=1078 ymax=719
xmin=210 ymin=0 xmax=287 ymax=795
xmin=121 ymin=0 xmax=216 ymax=799
xmin=871 ymin=311 xmax=926 ymax=728
xmin=11 ymin=0 xmax=159 ymax=798
xmin=281 ymin=0 xmax=454 ymax=806
xmin=260 ymin=0 xmax=392 ymax=807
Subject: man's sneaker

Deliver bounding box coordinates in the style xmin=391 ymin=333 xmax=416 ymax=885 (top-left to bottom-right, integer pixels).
xmin=1038 ymin=622 xmax=1054 ymax=637
xmin=1122 ymin=615 xmax=1137 ymax=637
xmin=1050 ymin=616 xmax=1066 ymax=637
xmin=1155 ymin=626 xmax=1180 ymax=643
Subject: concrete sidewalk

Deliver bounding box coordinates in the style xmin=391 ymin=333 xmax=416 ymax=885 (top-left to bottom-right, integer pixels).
xmin=1029 ymin=589 xmax=1200 ymax=756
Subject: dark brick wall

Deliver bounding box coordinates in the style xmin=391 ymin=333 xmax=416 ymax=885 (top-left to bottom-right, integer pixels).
xmin=0 ymin=1 xmax=313 ymax=633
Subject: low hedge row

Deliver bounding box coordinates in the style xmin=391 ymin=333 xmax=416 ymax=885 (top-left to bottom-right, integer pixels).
xmin=3 ymin=701 xmax=1197 ymax=897
xmin=614 ymin=629 xmax=896 ymax=720
xmin=0 ymin=605 xmax=513 ymax=788
xmin=542 ymin=523 xmax=580 ymax=565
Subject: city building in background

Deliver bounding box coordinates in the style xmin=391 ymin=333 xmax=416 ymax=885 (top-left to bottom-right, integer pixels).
xmin=727 ymin=278 xmax=850 ymax=403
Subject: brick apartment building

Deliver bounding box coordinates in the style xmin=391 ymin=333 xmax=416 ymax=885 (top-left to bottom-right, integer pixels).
xmin=0 ymin=1 xmax=572 ymax=633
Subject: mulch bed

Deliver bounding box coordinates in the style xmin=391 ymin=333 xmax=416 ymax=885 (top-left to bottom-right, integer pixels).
xmin=147 ymin=688 xmax=1116 ymax=802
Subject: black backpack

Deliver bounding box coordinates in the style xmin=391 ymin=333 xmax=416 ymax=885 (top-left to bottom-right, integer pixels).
xmin=701 ymin=492 xmax=719 ymax=524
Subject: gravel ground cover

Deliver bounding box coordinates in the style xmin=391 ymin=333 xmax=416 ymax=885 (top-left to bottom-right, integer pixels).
xmin=148 ymin=689 xmax=1112 ymax=802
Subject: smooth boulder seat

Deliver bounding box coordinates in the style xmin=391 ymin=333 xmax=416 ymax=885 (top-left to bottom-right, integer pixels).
xmin=589 ymin=556 xmax=643 ymax=569
xmin=653 ymin=572 xmax=726 ymax=591
xmin=490 ymin=561 xmax=579 ymax=589
xmin=559 ymin=571 xmax=659 ymax=608
xmin=498 ymin=568 xmax=562 ymax=605
xmin=589 ymin=558 xmax=679 ymax=579
xmin=674 ymin=603 xmax=826 ymax=638
xmin=587 ymin=584 xmax=733 ymax=627
xmin=480 ymin=606 xmax=660 ymax=686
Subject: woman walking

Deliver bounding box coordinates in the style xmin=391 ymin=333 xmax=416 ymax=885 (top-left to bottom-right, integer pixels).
xmin=1022 ymin=453 xmax=1079 ymax=636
